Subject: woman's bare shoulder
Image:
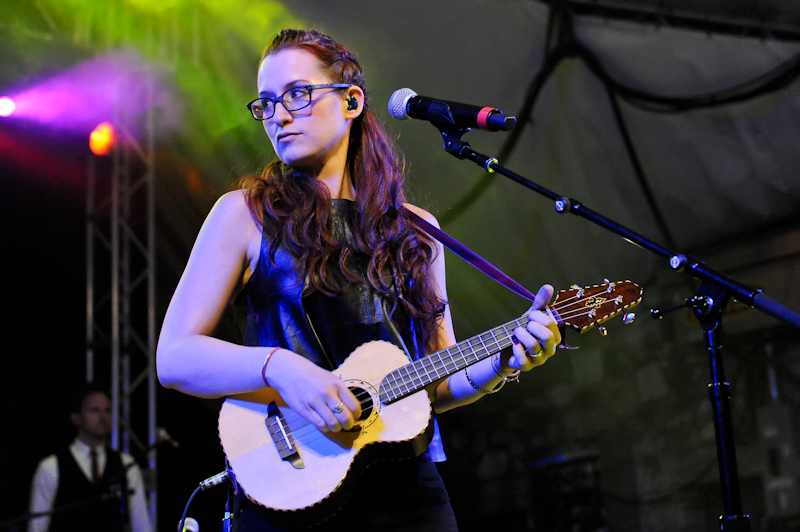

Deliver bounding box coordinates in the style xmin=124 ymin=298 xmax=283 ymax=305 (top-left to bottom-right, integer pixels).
xmin=214 ymin=189 xmax=251 ymax=213
xmin=206 ymin=189 xmax=261 ymax=231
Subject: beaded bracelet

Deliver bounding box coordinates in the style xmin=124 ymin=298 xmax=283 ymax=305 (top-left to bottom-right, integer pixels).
xmin=492 ymin=353 xmax=521 ymax=383
xmin=464 ymin=365 xmax=501 ymax=394
xmin=261 ymin=347 xmax=281 ymax=387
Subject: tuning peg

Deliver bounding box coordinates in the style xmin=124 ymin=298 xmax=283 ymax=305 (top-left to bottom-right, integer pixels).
xmin=598 ymin=326 xmax=608 ymax=336
xmin=622 ymin=312 xmax=636 ymax=325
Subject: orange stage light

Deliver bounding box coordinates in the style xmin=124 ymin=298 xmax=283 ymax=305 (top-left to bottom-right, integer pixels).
xmin=89 ymin=122 xmax=116 ymax=156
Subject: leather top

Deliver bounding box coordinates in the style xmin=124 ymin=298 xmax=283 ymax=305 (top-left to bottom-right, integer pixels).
xmin=236 ymin=199 xmax=445 ymax=461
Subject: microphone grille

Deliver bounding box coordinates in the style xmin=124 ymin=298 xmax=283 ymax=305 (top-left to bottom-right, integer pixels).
xmin=388 ymin=88 xmax=417 ymax=120
xmin=179 ymin=517 xmax=199 ymax=532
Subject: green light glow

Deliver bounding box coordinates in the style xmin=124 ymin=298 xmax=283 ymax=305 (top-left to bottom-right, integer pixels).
xmin=34 ymin=0 xmax=298 ymax=115
xmin=12 ymin=0 xmax=302 ymax=189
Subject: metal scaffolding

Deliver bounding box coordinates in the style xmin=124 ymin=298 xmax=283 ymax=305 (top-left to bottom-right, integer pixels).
xmin=85 ymin=84 xmax=158 ymax=525
xmin=76 ymin=3 xmax=194 ymax=528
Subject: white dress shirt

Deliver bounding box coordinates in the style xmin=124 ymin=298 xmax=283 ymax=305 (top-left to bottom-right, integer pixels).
xmin=28 ymin=439 xmax=153 ymax=532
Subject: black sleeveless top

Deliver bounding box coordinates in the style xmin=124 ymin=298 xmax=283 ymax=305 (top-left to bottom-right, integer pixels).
xmin=236 ymin=199 xmax=445 ymax=461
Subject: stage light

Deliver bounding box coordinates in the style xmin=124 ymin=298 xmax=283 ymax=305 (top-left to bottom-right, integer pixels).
xmin=89 ymin=122 xmax=116 ymax=156
xmin=0 ymin=97 xmax=15 ymax=117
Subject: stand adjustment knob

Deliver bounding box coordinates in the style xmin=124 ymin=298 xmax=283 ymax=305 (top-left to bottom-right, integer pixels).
xmin=669 ymin=254 xmax=688 ymax=271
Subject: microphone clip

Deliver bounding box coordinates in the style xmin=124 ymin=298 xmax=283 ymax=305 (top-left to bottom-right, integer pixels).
xmin=438 ymin=127 xmax=471 ymax=158
xmin=438 ymin=127 xmax=499 ymax=174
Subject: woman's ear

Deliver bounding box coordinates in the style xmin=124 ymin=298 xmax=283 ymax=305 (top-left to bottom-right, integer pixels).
xmin=343 ymin=86 xmax=365 ymax=119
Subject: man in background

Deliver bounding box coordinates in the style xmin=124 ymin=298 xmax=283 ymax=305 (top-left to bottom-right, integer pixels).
xmin=28 ymin=385 xmax=153 ymax=532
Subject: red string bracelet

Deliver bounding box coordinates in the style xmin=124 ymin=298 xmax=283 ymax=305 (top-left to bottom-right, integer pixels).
xmin=261 ymin=347 xmax=281 ymax=387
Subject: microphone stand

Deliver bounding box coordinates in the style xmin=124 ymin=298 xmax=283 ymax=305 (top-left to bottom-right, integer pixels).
xmin=433 ymin=124 xmax=800 ymax=532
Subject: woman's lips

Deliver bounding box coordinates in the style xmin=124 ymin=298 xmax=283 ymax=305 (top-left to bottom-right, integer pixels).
xmin=277 ymin=132 xmax=299 ymax=142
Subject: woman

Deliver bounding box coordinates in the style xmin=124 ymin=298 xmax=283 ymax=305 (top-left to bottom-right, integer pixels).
xmin=157 ymin=29 xmax=560 ymax=531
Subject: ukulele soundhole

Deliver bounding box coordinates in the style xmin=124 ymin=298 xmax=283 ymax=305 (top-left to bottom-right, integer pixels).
xmin=344 ymin=380 xmax=379 ymax=431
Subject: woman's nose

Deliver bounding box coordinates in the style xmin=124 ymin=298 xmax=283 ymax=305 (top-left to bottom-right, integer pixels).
xmin=271 ymin=101 xmax=294 ymax=126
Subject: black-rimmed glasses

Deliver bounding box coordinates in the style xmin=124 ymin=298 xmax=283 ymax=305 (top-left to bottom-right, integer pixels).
xmin=246 ymin=84 xmax=351 ymax=121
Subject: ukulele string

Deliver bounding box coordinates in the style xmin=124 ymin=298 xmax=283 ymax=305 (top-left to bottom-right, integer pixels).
xmin=391 ymin=296 xmax=628 ymax=393
xmin=550 ymin=291 xmax=629 ymax=319
xmin=554 ymin=300 xmax=624 ymax=320
xmin=552 ymin=282 xmax=618 ymax=306
xmin=388 ymin=295 xmax=622 ymax=388
xmin=268 ymin=289 xmax=635 ymax=450
xmin=265 ymin=388 xmax=375 ymax=449
xmin=389 ymin=295 xmax=633 ymax=394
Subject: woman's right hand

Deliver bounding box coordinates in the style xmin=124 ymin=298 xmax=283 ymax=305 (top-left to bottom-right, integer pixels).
xmin=264 ymin=349 xmax=362 ymax=433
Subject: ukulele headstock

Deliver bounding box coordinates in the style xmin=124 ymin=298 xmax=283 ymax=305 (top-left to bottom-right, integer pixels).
xmin=551 ymin=279 xmax=643 ymax=333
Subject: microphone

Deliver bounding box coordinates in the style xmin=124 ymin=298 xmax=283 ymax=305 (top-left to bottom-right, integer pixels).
xmin=388 ymin=88 xmax=516 ymax=132
xmin=178 ymin=517 xmax=200 ymax=532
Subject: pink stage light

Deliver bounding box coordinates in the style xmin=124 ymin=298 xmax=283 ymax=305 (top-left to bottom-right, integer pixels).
xmin=0 ymin=97 xmax=15 ymax=117
xmin=4 ymin=50 xmax=177 ymax=139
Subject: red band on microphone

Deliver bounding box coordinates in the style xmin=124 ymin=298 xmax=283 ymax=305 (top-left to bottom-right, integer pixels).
xmin=476 ymin=107 xmax=495 ymax=129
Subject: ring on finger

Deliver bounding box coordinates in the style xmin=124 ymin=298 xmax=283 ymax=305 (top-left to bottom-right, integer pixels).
xmin=332 ymin=402 xmax=344 ymax=414
xmin=529 ymin=342 xmax=542 ymax=358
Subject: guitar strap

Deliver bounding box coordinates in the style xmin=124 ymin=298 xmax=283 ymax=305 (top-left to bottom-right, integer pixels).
xmin=401 ymin=206 xmax=538 ymax=303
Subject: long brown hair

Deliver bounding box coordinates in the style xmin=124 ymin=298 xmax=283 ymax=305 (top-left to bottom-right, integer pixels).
xmin=239 ymin=29 xmax=445 ymax=350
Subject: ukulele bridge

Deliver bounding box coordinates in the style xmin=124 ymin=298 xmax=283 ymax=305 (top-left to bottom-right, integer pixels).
xmin=266 ymin=403 xmax=304 ymax=469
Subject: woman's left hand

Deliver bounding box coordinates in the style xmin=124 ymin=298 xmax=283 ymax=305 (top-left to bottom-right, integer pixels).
xmin=503 ymin=284 xmax=561 ymax=372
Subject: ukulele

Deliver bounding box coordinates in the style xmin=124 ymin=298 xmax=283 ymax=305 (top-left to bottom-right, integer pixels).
xmin=218 ymin=280 xmax=643 ymax=527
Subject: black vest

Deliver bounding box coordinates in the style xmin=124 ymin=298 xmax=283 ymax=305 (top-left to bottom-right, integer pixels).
xmin=50 ymin=446 xmax=126 ymax=532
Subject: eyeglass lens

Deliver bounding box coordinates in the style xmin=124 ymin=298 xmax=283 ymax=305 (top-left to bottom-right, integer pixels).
xmin=251 ymin=86 xmax=313 ymax=120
